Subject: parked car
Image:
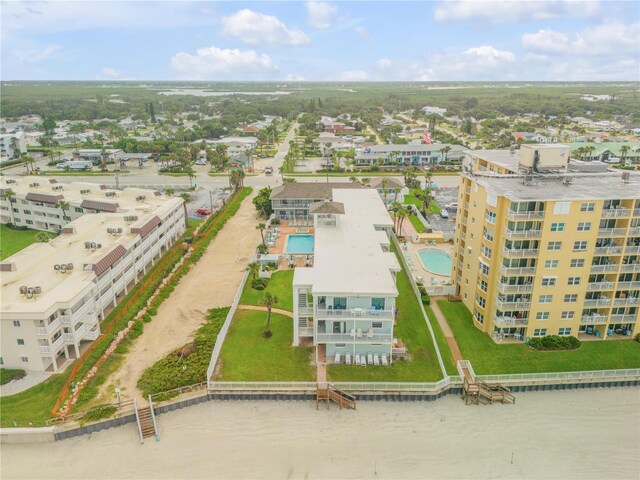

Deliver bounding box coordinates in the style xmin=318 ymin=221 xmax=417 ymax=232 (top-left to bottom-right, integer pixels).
xmin=440 ymin=208 xmax=450 ymax=219
xmin=321 ymin=161 xmax=333 ymax=167
xmin=265 ymin=165 xmax=273 ymax=175
xmin=56 ymin=162 xmax=67 ymax=169
xmin=196 ymin=208 xmax=212 ymax=216
xmin=195 ymin=159 xmax=207 ymax=165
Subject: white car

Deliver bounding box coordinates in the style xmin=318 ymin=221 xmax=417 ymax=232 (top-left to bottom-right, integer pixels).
xmin=195 ymin=159 xmax=207 ymax=165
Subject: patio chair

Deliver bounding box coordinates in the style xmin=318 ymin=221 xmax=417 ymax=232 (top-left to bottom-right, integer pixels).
xmin=374 ymin=354 xmax=380 ymax=366
xmin=345 ymin=354 xmax=351 ymax=365
xmin=334 ymin=353 xmax=341 ymax=364
xmin=367 ymin=329 xmax=374 ymax=339
xmin=350 ymin=328 xmax=355 ymax=337
xmin=356 ymin=328 xmax=363 ymax=338
xmin=424 ymin=240 xmax=429 ymax=246
xmin=360 ymin=355 xmax=367 ymax=367
xmin=354 ymin=354 xmax=360 ymax=365
xmin=367 ymin=354 xmax=374 ymax=365
xmin=381 ymin=355 xmax=388 ymax=366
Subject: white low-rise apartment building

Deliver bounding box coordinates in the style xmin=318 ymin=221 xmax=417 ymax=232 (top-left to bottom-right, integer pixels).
xmin=0 ymin=181 xmax=186 ymax=372
xmin=292 ymin=189 xmax=401 ymax=364
xmin=355 ymin=143 xmax=467 ymax=166
xmin=0 ymin=132 xmax=27 ymax=161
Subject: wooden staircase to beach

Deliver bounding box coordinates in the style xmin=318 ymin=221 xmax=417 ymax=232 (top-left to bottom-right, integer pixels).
xmin=317 ymin=385 xmax=357 ymax=410
xmin=134 ymin=398 xmax=159 ymax=443
xmin=458 ymin=360 xmax=515 ymax=406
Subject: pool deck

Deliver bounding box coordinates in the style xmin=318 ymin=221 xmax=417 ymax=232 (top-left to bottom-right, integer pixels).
xmin=401 ymin=240 xmax=454 ymax=288
xmin=268 ymin=223 xmax=315 ymax=269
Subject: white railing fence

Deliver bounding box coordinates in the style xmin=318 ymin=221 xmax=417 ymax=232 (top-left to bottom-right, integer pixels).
xmin=477 ymin=368 xmax=640 ymax=384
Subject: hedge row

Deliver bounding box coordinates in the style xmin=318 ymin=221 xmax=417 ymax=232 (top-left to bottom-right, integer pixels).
xmin=528 ymin=335 xmax=581 ymax=351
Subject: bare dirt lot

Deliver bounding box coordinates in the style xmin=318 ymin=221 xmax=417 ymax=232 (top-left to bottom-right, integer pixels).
xmin=96 ymin=193 xmax=260 ymax=402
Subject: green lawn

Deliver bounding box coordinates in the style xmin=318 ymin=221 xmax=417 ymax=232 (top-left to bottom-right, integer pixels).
xmin=214 ymin=310 xmax=315 ymax=381
xmin=0 ymin=225 xmax=43 ymax=260
xmin=408 ymin=214 xmax=426 ymax=233
xmin=439 ymin=300 xmax=640 ymax=374
xmin=327 ymin=245 xmax=449 ymax=382
xmin=404 ymin=190 xmax=441 ymax=214
xmin=240 ymin=269 xmax=294 ymax=312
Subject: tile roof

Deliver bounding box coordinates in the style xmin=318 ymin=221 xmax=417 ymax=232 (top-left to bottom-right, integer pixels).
xmin=131 ymin=215 xmax=161 ymax=238
xmin=80 ymin=199 xmax=119 ymax=212
xmin=270 ymin=182 xmax=361 ymax=200
xmin=92 ymin=245 xmax=127 ymax=276
xmin=25 ymin=192 xmax=64 ymax=204
xmin=309 ymin=200 xmax=345 ymax=215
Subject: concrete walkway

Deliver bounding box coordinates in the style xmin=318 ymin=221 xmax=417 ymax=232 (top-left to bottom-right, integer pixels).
xmin=236 ymin=305 xmax=294 ymax=318
xmin=429 ymin=298 xmax=464 ymax=363
xmin=0 ymin=372 xmax=52 ymax=397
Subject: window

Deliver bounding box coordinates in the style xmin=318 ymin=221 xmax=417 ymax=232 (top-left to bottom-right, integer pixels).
xmin=335 ymin=344 xmax=346 ymax=348
xmin=474 ymin=311 xmax=484 ymax=324
xmin=12 ymin=320 xmax=20 ymax=327
xmin=570 ymin=259 xmax=585 ymax=268
xmin=564 ymin=294 xmax=578 ymax=303
xmin=0 ymin=357 xmax=3 ymax=365
xmin=17 ymin=339 xmax=25 ymax=345
xmin=580 ymin=202 xmax=595 ymax=212
xmin=23 ymin=209 xmax=31 ymax=215
xmin=561 ymin=311 xmax=575 ymax=319
xmin=74 ymin=207 xmax=84 ymax=213
xmin=485 ymin=210 xmax=496 ymax=224
xmin=539 ymin=295 xmax=553 ymax=303
xmin=553 ymin=202 xmax=570 ymax=215
xmin=371 ymin=298 xmax=385 ymax=310
xmin=548 ymin=241 xmax=562 ymax=251
xmin=558 ymin=327 xmax=572 ymax=336
xmin=577 ymin=222 xmax=591 ymax=231
xmin=476 ymin=295 xmax=486 ymax=308
xmin=332 ymin=297 xmax=347 ymax=310
xmin=479 ymin=262 xmax=490 ymax=277
xmin=483 ymin=227 xmax=494 ymax=242
xmin=533 ymin=328 xmax=547 ymax=337
xmin=567 ymin=277 xmax=581 ymax=286
xmin=26 ymin=220 xmax=33 ymax=225
xmin=545 ymin=260 xmax=559 ymax=269
xmin=20 ymin=357 xmax=28 ymax=363
xmin=573 ymin=241 xmax=588 ymax=251
xmin=479 ymin=280 xmax=488 ymax=293
xmin=550 ymin=222 xmax=565 ymax=232
xmin=541 ymin=277 xmax=557 ymax=287
xmin=536 ymin=312 xmax=550 ymax=320
xmin=372 ymin=322 xmax=383 ymax=329
xmin=481 ymin=246 xmax=492 ymax=259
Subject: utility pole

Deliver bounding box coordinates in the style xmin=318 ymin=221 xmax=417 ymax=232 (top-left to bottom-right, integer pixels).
xmin=209 ymin=190 xmax=214 ymax=212
xmin=115 ymin=171 xmax=120 ymax=190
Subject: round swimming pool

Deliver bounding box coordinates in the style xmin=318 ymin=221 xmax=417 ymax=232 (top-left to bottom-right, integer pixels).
xmin=417 ymin=248 xmax=452 ymax=276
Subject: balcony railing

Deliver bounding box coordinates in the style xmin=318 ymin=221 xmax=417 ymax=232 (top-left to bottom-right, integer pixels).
xmin=601 ymin=208 xmax=630 ymax=218
xmin=297 ymin=307 xmax=314 ymax=316
xmin=315 ymin=308 xmax=394 ymax=320
xmin=497 ymin=283 xmax=533 ymax=294
xmin=495 ymin=299 xmax=531 ymax=310
xmin=298 ymin=327 xmax=314 ymax=337
xmin=590 ymin=264 xmax=619 ymax=273
xmin=502 ymin=248 xmax=539 ymax=258
xmin=629 ymin=227 xmax=640 ymax=236
xmin=620 ymin=263 xmax=640 ymax=273
xmin=39 ymin=335 xmax=65 ymax=354
xmin=598 ymin=228 xmax=628 ymax=237
xmin=616 ymin=281 xmax=640 ymax=290
xmin=633 ymin=208 xmax=640 ymax=217
xmin=610 ymin=314 xmax=637 ymax=323
xmin=493 ymin=315 xmax=529 ymax=327
xmin=500 ymin=265 xmax=536 ymax=275
xmin=315 ymin=332 xmax=393 ymax=343
xmin=580 ymin=315 xmax=608 ymax=324
xmin=624 ymin=246 xmax=640 ymax=255
xmin=594 ymin=246 xmax=623 ymax=255
xmin=583 ymin=298 xmax=612 ymax=307
xmin=506 ymin=210 xmax=544 ymax=220
xmin=614 ymin=297 xmax=640 ymax=306
xmin=586 ymin=282 xmax=615 ymax=291
xmin=461 ymin=217 xmax=468 ymax=226
xmin=35 ymin=317 xmax=62 ymax=336
xmin=458 ymin=246 xmax=465 ymax=256
xmin=504 ymin=229 xmax=542 ymax=239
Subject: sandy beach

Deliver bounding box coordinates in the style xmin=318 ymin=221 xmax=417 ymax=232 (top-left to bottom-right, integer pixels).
xmin=2 ymin=388 xmax=639 ymax=480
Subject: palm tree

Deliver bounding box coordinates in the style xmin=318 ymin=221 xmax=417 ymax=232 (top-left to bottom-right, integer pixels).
xmin=620 ymin=145 xmax=630 ymax=165
xmin=586 ymin=145 xmax=597 ymax=161
xmin=246 ymin=262 xmax=260 ymax=281
xmin=260 ymin=292 xmax=279 ymax=337
xmin=184 ymin=165 xmax=196 ymax=188
xmin=391 ymin=202 xmax=409 ymax=235
xmin=36 ymin=232 xmax=52 ymax=243
xmin=55 ymin=200 xmax=70 ymax=223
xmin=165 ymin=187 xmax=175 ymax=197
xmin=361 ymin=177 xmax=371 ymax=187
xmin=1 ymin=189 xmax=16 ymax=225
xmin=230 ymin=170 xmax=243 ymax=191
xmin=349 ymin=176 xmax=358 ymax=183
xmin=381 ymin=177 xmax=389 ymax=206
xmin=439 ymin=145 xmax=451 ymax=163
xmin=179 ymin=192 xmax=191 ymax=228
xmin=256 ymin=222 xmax=266 ymax=246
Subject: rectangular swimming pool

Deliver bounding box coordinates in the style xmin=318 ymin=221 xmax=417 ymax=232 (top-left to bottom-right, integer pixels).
xmin=285 ymin=235 xmax=314 ymax=254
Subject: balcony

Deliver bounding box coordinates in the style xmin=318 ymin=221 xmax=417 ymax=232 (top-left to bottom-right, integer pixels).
xmin=493 ymin=315 xmax=529 ymax=327
xmin=39 ymin=335 xmax=65 ymax=354
xmin=315 ymin=332 xmax=393 ymax=343
xmin=616 ymin=281 xmax=640 ymax=290
xmin=502 ymin=248 xmax=539 ymax=258
xmin=583 ymin=298 xmax=612 ymax=307
xmin=497 ymin=283 xmax=533 ymax=294
xmin=597 ymin=228 xmax=628 ymax=237
xmin=625 ymin=246 xmax=640 ymax=255
xmin=590 ymin=264 xmax=619 ymax=273
xmin=633 ymin=209 xmax=640 ymax=218
xmin=504 ymin=229 xmax=542 ymax=240
xmin=586 ymin=282 xmax=615 ymax=291
xmin=458 ymin=246 xmax=465 ymax=256
xmin=298 ymin=326 xmax=314 ymax=337
xmin=460 ymin=231 xmax=467 ymax=241
xmin=614 ymin=297 xmax=640 ymax=306
xmin=500 ymin=265 xmax=536 ymax=276
xmin=506 ymin=210 xmax=544 ymax=220
xmin=594 ymin=246 xmax=623 ymax=255
xmin=580 ymin=314 xmax=608 ymax=324
xmin=83 ymin=328 xmax=100 ymax=341
xmin=630 ymin=227 xmax=640 ymax=236
xmin=59 ymin=315 xmax=72 ymax=324
xmin=461 ymin=216 xmax=468 ymax=227
xmin=315 ymin=308 xmax=394 ymax=320
xmin=297 ymin=307 xmax=314 ymax=316
xmin=601 ymin=208 xmax=630 ymax=218
xmin=35 ymin=317 xmax=62 ymax=336
xmin=610 ymin=314 xmax=637 ymax=323
xmin=495 ymin=299 xmax=531 ymax=310
xmin=620 ymin=263 xmax=640 ymax=273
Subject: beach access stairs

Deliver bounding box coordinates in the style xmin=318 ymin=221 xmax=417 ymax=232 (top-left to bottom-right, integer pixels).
xmin=317 ymin=384 xmax=357 ymax=410
xmin=134 ymin=396 xmax=160 ymax=443
xmin=458 ymin=360 xmax=515 ymax=405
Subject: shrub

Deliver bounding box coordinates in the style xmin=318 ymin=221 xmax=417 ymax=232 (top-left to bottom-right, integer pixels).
xmin=528 ymin=335 xmax=581 ymax=351
xmin=262 ymin=330 xmax=273 ymax=338
xmin=80 ymin=404 xmax=117 ymax=424
xmin=251 ymin=278 xmax=268 ymax=290
xmin=421 ymin=293 xmax=431 ymax=306
xmin=0 ymin=369 xmax=26 ymax=385
xmin=257 ymin=244 xmax=268 ymax=254
xmin=129 ymin=321 xmax=144 ymax=340
xmin=635 ymin=333 xmax=640 ymax=343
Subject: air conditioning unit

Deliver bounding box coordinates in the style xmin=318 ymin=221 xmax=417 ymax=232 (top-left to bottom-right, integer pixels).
xmin=105 ymin=191 xmax=116 ymax=197
xmin=54 ymin=264 xmax=61 ymax=271
xmin=136 ymin=195 xmax=147 ymax=201
xmin=117 ymin=228 xmax=123 ymax=234
xmin=107 ymin=228 xmax=113 ymax=234
xmin=6 ymin=179 xmax=16 ymax=184
xmin=80 ymin=189 xmax=91 ymax=194
xmin=84 ymin=241 xmax=92 ymax=249
xmin=66 ymin=263 xmax=74 ymax=270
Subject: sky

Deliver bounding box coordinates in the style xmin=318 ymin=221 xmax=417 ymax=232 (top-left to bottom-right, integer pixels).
xmin=1 ymin=0 xmax=639 ymax=81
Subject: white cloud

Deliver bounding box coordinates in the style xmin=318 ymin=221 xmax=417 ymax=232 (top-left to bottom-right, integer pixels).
xmin=354 ymin=26 xmax=374 ymax=41
xmin=523 ymin=22 xmax=640 ymax=56
xmin=339 ymin=69 xmax=369 ymax=81
xmin=286 ymin=73 xmax=306 ymax=81
xmin=307 ymin=1 xmax=338 ymax=29
xmin=170 ymin=46 xmax=278 ymax=80
xmin=101 ymin=67 xmax=124 ymax=79
xmin=434 ymin=1 xmax=601 ymax=23
xmin=13 ymin=44 xmax=63 ymax=64
xmin=463 ymin=46 xmax=516 ymax=65
xmin=221 ymin=9 xmax=309 ymax=47
xmin=376 ymin=58 xmax=392 ymax=69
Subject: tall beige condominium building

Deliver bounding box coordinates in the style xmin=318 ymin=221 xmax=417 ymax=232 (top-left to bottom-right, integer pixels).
xmin=1 ymin=180 xmax=186 ymax=372
xmin=453 ymin=145 xmax=640 ymax=342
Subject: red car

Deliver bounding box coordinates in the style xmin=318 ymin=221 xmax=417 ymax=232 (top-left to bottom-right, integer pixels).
xmin=196 ymin=208 xmax=211 ymax=216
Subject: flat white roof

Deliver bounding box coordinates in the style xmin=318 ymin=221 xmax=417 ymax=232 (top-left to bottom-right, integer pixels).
xmin=299 ymin=189 xmax=399 ymax=296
